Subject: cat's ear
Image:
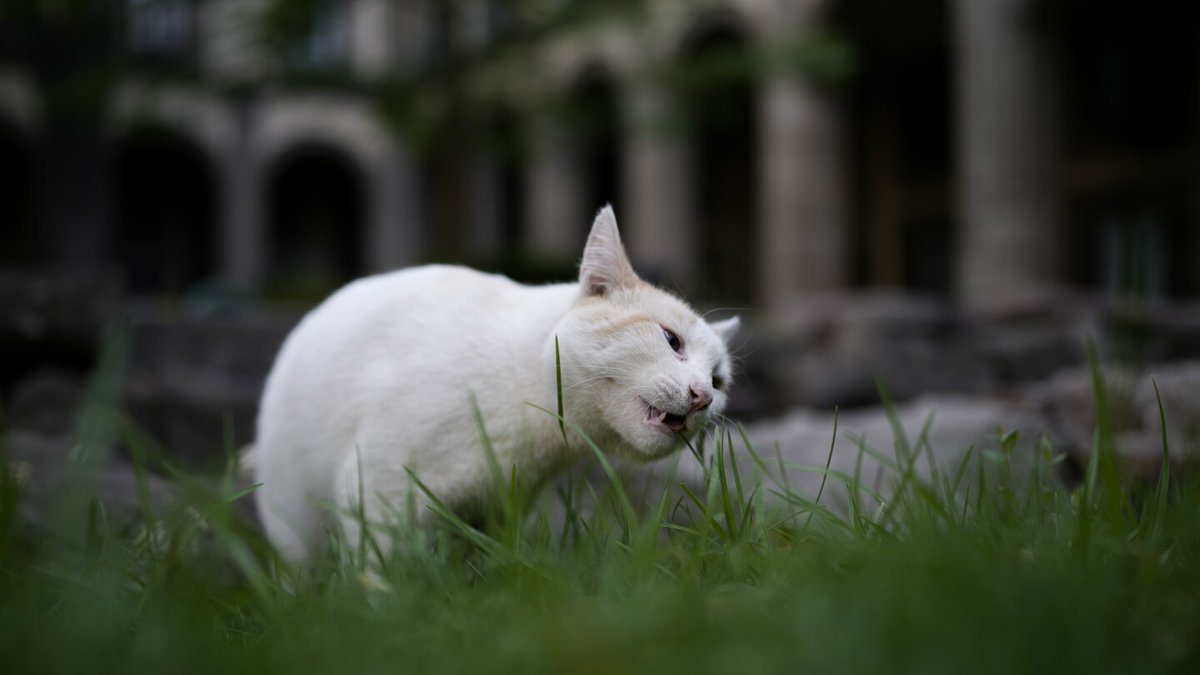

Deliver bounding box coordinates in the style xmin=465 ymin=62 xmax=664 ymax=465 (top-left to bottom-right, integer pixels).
xmin=579 ymin=205 xmax=638 ymax=297
xmin=709 ymin=316 xmax=740 ymax=346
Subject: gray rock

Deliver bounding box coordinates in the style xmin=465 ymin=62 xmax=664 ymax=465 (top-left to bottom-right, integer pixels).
xmin=123 ymin=307 xmax=300 ymax=468
xmin=0 ymin=270 xmax=121 ymax=348
xmin=969 ymin=317 xmax=1091 ymax=384
xmin=3 ymin=429 xmax=174 ymax=534
xmin=1026 ymin=361 xmax=1200 ymax=474
xmin=1138 ymin=364 xmax=1200 ymax=462
xmin=554 ymin=394 xmax=1058 ymax=526
xmin=6 ymin=369 xmax=87 ymax=436
xmin=747 ymin=292 xmax=1200 ymax=415
xmin=766 ymin=292 xmax=995 ymax=409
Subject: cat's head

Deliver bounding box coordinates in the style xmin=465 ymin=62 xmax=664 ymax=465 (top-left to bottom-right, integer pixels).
xmin=555 ymin=206 xmax=739 ymax=461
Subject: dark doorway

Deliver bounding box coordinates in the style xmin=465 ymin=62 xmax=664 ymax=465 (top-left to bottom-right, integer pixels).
xmin=0 ymin=120 xmax=35 ymax=265
xmin=112 ymin=126 xmax=217 ymax=293
xmin=567 ymin=66 xmax=622 ymax=239
xmin=679 ymin=19 xmax=758 ymax=306
xmin=837 ymin=0 xmax=953 ymax=293
xmin=421 ymin=121 xmax=468 ymax=261
xmin=267 ymin=144 xmax=365 ymax=296
xmin=488 ymin=107 xmax=526 ymax=251
xmin=1051 ymin=0 xmax=1199 ymax=298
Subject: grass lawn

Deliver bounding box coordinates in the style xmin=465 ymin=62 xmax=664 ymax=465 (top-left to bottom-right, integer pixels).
xmin=1 ymin=357 xmax=1198 ymax=674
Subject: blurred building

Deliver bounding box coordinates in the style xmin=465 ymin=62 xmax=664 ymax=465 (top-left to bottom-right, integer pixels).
xmin=1 ymin=0 xmax=1197 ymax=317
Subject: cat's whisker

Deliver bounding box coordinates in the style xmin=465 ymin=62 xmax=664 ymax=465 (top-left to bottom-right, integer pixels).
xmin=699 ymin=306 xmax=750 ymax=320
xmin=565 ymin=375 xmax=631 ymax=391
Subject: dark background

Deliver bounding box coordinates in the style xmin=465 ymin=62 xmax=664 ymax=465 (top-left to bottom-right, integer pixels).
xmin=1 ymin=0 xmax=1198 ymax=469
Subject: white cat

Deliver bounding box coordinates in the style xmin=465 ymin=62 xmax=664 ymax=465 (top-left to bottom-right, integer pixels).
xmin=252 ymin=206 xmax=738 ymax=560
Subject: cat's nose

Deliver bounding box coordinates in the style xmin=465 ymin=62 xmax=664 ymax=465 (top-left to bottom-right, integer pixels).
xmin=689 ymin=386 xmax=713 ymax=412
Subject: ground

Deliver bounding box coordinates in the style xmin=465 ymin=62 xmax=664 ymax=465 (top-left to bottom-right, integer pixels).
xmin=1 ymin=363 xmax=1198 ymax=674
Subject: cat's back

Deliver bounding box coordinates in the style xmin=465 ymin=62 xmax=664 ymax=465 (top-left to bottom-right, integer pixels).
xmin=300 ymin=264 xmax=571 ymax=354
xmin=262 ymin=264 xmax=579 ymax=425
xmin=269 ymin=265 xmax=554 ymax=383
xmin=311 ymin=263 xmax=524 ymax=328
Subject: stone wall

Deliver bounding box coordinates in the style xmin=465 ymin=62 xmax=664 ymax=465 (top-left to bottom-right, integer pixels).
xmin=5 ymin=273 xmax=1199 ymax=475
xmin=739 ymin=291 xmax=1200 ymax=418
xmin=4 ymin=272 xmax=1199 ymax=534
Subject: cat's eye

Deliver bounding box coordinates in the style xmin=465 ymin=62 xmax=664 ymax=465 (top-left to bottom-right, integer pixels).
xmin=712 ymin=374 xmax=726 ymax=391
xmin=662 ymin=327 xmax=682 ymax=353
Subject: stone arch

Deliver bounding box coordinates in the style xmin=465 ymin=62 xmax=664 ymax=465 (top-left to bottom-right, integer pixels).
xmin=111 ymin=124 xmax=219 ymax=293
xmin=265 ymin=142 xmax=366 ymax=295
xmin=680 ymin=6 xmax=757 ymax=51
xmin=677 ymin=14 xmax=759 ymax=305
xmin=655 ymin=3 xmax=763 ymax=62
xmin=110 ymin=87 xmax=239 ymax=170
xmin=0 ymin=72 xmax=41 ymax=136
xmin=257 ymin=96 xmax=417 ymax=273
xmin=256 ymin=100 xmax=398 ymax=188
xmin=566 ymin=63 xmax=623 ymax=241
xmin=0 ymin=117 xmax=36 ymax=264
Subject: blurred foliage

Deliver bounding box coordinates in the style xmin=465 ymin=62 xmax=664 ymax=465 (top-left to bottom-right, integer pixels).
xmin=771 ymin=31 xmax=857 ymax=86
xmin=0 ymin=0 xmax=125 ymax=114
xmin=1 ymin=0 xmax=859 ymax=148
xmin=0 ymin=0 xmax=862 ymax=294
xmin=256 ymin=0 xmax=857 ymax=150
xmin=0 ymin=0 xmax=114 ymax=44
xmin=259 ymin=0 xmax=329 ymax=55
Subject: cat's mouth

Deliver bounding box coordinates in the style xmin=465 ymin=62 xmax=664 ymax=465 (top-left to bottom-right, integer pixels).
xmin=643 ymin=400 xmax=688 ymax=434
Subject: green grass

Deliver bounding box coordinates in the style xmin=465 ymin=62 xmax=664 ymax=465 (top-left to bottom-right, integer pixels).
xmin=1 ymin=352 xmax=1199 ymax=674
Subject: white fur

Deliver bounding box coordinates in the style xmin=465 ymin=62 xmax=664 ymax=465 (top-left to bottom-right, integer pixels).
xmin=253 ymin=206 xmax=738 ymax=559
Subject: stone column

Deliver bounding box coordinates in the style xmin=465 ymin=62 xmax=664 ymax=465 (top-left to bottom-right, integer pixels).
xmin=525 ymin=112 xmax=586 ymax=258
xmin=622 ymin=80 xmax=694 ymax=290
xmin=1193 ymin=27 xmax=1200 ymax=297
xmin=954 ymin=0 xmax=1061 ymax=311
xmin=199 ymin=0 xmax=270 ymax=81
xmin=364 ymin=149 xmax=422 ymax=273
xmin=392 ymin=0 xmax=433 ymax=73
xmin=758 ymin=74 xmax=849 ymax=313
xmin=466 ymin=153 xmax=505 ymax=258
xmin=220 ymin=95 xmax=264 ymax=289
xmin=349 ymin=0 xmax=395 ymax=79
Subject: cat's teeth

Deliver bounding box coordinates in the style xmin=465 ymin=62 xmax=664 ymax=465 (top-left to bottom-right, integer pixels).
xmin=657 ymin=411 xmax=668 ymax=423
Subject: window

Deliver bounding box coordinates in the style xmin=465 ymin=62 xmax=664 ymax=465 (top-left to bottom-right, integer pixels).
xmin=128 ymin=0 xmax=195 ymax=59
xmin=290 ymin=0 xmax=350 ymax=70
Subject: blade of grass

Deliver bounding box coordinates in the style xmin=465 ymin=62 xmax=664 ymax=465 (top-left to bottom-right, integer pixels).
xmin=526 ymin=403 xmax=638 ymax=540
xmin=875 ymin=375 xmax=913 ymax=468
xmin=713 ymin=434 xmax=739 ymax=540
xmin=1150 ymin=378 xmax=1171 ymax=542
xmin=405 ymin=468 xmax=503 ymax=557
xmin=726 ymin=426 xmax=746 ymax=507
xmin=470 ymin=394 xmax=519 ymax=535
xmin=804 ymin=406 xmax=839 ymax=533
xmin=1085 ymin=339 xmax=1129 ymax=527
xmin=948 ymin=446 xmax=976 ymax=504
xmin=555 ymin=335 xmax=567 ymax=444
